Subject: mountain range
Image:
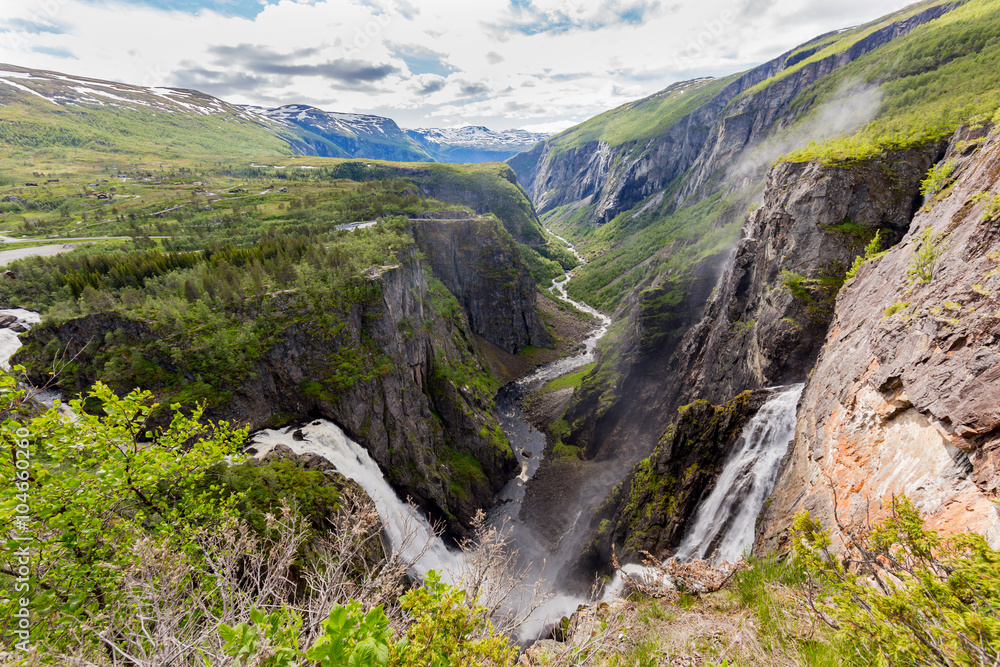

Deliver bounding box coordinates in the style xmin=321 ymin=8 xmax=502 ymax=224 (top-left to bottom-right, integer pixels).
xmin=0 ymin=63 xmax=548 ymax=163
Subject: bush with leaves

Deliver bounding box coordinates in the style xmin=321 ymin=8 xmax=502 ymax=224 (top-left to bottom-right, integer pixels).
xmin=906 ymin=227 xmax=948 ymax=285
xmin=793 ymin=495 xmax=1000 ymax=667
xmin=0 ymin=371 xmax=247 ymax=648
xmin=844 ymin=230 xmax=886 ymax=282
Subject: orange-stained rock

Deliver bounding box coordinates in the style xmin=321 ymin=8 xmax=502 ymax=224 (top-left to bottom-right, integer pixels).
xmin=760 ymin=126 xmax=1000 ymax=552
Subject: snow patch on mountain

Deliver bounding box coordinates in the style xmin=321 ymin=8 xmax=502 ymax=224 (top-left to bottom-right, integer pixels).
xmin=407 ymin=126 xmax=549 ymax=150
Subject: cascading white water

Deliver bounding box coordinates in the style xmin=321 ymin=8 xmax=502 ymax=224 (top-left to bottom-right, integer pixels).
xmin=0 ymin=309 xmax=41 ymax=370
xmin=250 ymin=420 xmax=585 ymax=642
xmin=602 ymin=384 xmax=804 ymax=599
xmin=249 ymin=422 xmax=466 ymax=578
xmin=674 ymin=383 xmax=804 ymax=563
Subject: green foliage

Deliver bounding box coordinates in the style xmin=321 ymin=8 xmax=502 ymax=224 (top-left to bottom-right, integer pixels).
xmin=214 ymin=459 xmax=345 ymax=535
xmin=0 ymin=373 xmax=247 ymax=644
xmin=394 ymin=570 xmax=517 ymax=667
xmin=538 ymin=362 xmax=596 ymax=394
xmin=973 ymin=190 xmax=1000 ymax=220
xmin=518 ymin=242 xmax=565 ymax=287
xmin=845 ymin=230 xmax=887 ymax=281
xmin=907 ymin=227 xmax=948 ymax=284
xmin=780 ymin=269 xmax=812 ymax=301
xmin=883 ymin=301 xmax=911 ymax=318
xmin=543 ymin=76 xmax=737 ymax=156
xmin=793 ymin=495 xmax=1000 ymax=666
xmin=0 ymin=94 xmax=293 ymax=160
xmin=920 ymin=160 xmax=956 ymax=199
xmin=221 ymin=607 xmax=304 ymax=667
xmin=549 ymin=193 xmax=744 ymax=311
xmin=735 ymin=556 xmax=807 ymax=634
xmin=306 ymin=601 xmax=393 ymax=667
xmin=783 ymin=0 xmax=1000 ymax=163
xmin=218 ymin=573 xmax=515 ymax=667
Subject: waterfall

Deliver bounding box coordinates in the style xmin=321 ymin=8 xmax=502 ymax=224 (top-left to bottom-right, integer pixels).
xmin=249 ymin=422 xmax=466 ymax=578
xmin=0 ymin=309 xmax=41 ymax=371
xmin=674 ymin=383 xmax=804 ymax=563
xmin=249 ymin=420 xmax=583 ymax=641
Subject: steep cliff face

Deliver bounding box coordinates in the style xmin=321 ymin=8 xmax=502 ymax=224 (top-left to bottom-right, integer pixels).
xmin=572 ymin=389 xmax=774 ymax=576
xmin=412 ymin=217 xmax=553 ymax=353
xmin=14 ymin=218 xmax=550 ymax=534
xmin=509 ymin=3 xmax=954 ymax=224
xmin=562 ymin=147 xmax=935 ymax=469
xmin=677 ymin=147 xmax=938 ymax=405
xmin=760 ymin=127 xmax=1000 ymax=550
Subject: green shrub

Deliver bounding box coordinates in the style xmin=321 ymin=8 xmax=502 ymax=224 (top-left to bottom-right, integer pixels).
xmin=907 ymin=227 xmax=948 ymax=284
xmin=845 ymin=230 xmax=886 ymax=281
xmin=920 ymin=160 xmax=956 ymax=199
xmin=882 ymin=301 xmax=910 ymax=318
xmin=793 ymin=495 xmax=1000 ymax=666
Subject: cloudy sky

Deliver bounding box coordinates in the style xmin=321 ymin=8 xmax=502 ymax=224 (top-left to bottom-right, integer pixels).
xmin=0 ymin=0 xmax=915 ymax=132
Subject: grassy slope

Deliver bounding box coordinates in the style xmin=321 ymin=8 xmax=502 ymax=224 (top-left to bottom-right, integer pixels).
xmin=545 ymin=76 xmax=736 ymax=157
xmin=0 ymin=92 xmax=293 ymax=161
xmin=784 ymin=0 xmax=1000 ymax=162
xmin=527 ymin=0 xmax=1000 ymax=316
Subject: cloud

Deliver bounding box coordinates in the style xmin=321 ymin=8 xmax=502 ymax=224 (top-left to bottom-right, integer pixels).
xmin=0 ymin=0 xmax=922 ymax=131
xmin=390 ymin=42 xmax=455 ymax=76
xmin=495 ymin=0 xmax=665 ymax=36
xmin=0 ymin=18 xmax=65 ymax=35
xmin=416 ymin=78 xmax=446 ymax=95
xmin=459 ymin=81 xmax=490 ymax=96
xmin=78 ymin=0 xmax=266 ymax=20
xmin=31 ymin=46 xmax=75 ymax=59
xmin=207 ymin=44 xmax=397 ymax=84
xmin=171 ymin=64 xmax=272 ymax=94
xmin=730 ymin=79 xmax=883 ymax=180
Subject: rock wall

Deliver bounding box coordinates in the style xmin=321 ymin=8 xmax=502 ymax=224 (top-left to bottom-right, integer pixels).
xmin=571 ymin=389 xmax=775 ymax=578
xmin=760 ymin=127 xmax=1000 ymax=550
xmin=412 ymin=217 xmax=552 ymax=353
xmin=563 ymin=147 xmax=936 ymax=474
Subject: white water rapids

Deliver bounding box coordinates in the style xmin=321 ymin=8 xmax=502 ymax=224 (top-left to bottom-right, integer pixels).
xmin=0 ymin=309 xmax=40 ymax=371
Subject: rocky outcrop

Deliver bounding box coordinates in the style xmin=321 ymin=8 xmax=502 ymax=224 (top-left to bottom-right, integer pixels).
xmin=571 ymin=389 xmax=774 ymax=577
xmin=678 ymin=147 xmax=939 ymax=405
xmin=760 ymin=127 xmax=1000 ymax=550
xmin=13 ymin=218 xmax=552 ymax=535
xmin=510 ymin=4 xmax=955 ymax=224
xmin=412 ymin=218 xmax=552 ymax=353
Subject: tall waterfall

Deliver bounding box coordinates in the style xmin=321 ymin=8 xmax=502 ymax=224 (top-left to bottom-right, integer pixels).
xmin=250 ymin=422 xmax=466 ymax=578
xmin=675 ymin=383 xmax=804 ymax=563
